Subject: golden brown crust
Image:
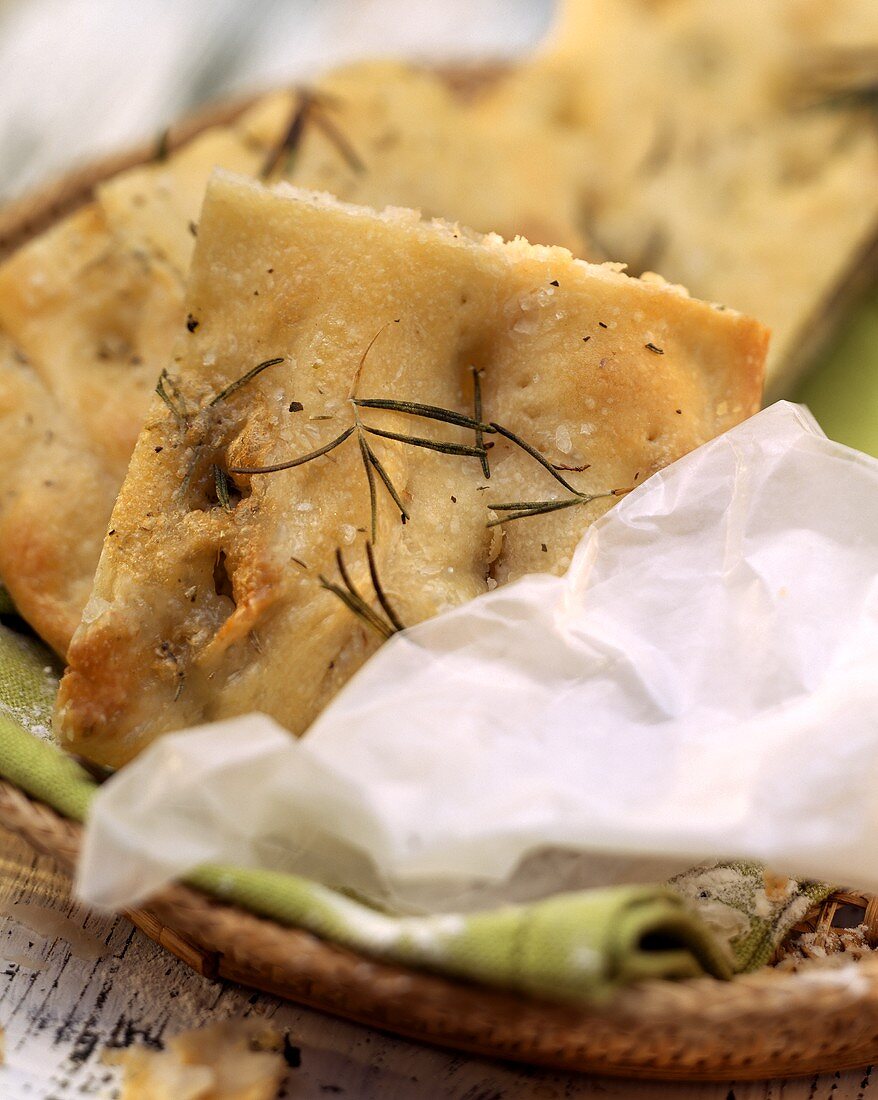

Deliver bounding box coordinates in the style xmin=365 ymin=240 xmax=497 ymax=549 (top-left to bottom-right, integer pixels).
xmin=56 ymin=175 xmax=766 ymax=766
xmin=488 ymin=0 xmax=878 ymax=391
xmin=0 ymin=337 xmax=121 ymax=655
xmin=0 ymin=63 xmax=591 ymax=658
xmin=0 ymin=95 xmax=301 ymax=656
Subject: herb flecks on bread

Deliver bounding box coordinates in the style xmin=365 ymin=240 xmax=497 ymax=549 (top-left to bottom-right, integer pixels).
xmin=0 ymin=62 xmax=589 ymax=658
xmin=55 ymin=173 xmax=767 ymax=766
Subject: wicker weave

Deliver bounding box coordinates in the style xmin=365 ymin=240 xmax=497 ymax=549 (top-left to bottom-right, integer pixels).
xmin=2 ymin=85 xmax=878 ymax=1082
xmin=3 ymin=777 xmax=878 ymax=1081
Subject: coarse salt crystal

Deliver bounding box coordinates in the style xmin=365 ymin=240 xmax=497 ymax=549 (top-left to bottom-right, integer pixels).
xmin=555 ymin=425 xmax=572 ymax=454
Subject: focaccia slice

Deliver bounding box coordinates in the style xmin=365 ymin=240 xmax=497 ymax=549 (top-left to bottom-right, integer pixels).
xmin=0 ymin=336 xmax=120 ymax=654
xmin=0 ymin=62 xmax=587 ymax=658
xmin=55 ymin=173 xmax=766 ymax=766
xmin=98 ymin=62 xmax=587 ymax=272
xmin=483 ymin=0 xmax=878 ymax=393
xmin=0 ymin=204 xmax=181 ymax=476
xmin=0 ymin=99 xmax=294 ymax=655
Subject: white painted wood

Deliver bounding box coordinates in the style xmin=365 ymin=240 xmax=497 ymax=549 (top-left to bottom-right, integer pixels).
xmin=0 ymin=826 xmax=873 ymax=1099
xmin=0 ymin=2 xmax=872 ymax=1096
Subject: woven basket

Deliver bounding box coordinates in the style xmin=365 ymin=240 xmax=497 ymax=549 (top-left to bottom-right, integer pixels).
xmin=2 ymin=85 xmax=878 ymax=1083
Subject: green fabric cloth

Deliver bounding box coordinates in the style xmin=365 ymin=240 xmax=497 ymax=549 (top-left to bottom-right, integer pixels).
xmin=190 ymin=865 xmax=731 ymax=1000
xmin=0 ymin=615 xmax=62 ymax=741
xmin=795 ymin=289 xmax=878 ymax=458
xmin=0 ymin=712 xmax=732 ymax=1002
xmin=0 ymin=591 xmax=831 ymax=1002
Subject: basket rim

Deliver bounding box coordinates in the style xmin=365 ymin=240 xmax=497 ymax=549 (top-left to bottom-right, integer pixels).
xmin=2 ymin=82 xmax=878 ymax=1082
xmin=2 ymin=774 xmax=878 ymax=1082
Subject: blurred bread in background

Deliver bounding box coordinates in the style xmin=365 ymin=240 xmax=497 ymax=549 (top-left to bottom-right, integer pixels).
xmin=485 ymin=0 xmax=878 ymax=394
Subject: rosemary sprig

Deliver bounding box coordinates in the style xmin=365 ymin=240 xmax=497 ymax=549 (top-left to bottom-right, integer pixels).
xmin=361 ymin=438 xmax=410 ymax=529
xmin=155 ymin=369 xmax=189 ymax=425
xmin=261 ymin=89 xmax=365 ymax=180
xmin=261 ymin=90 xmax=311 ymax=179
xmin=472 ymin=368 xmax=490 ymax=479
xmin=222 ymin=327 xmax=420 ymax=540
xmin=318 ymin=546 xmax=403 ymax=639
xmin=209 ymin=357 xmax=285 ymax=407
xmin=229 ymin=425 xmax=355 ymax=475
xmin=198 ymin=327 xmax=629 ymax=544
xmin=487 ymin=490 xmax=626 ymax=526
xmin=309 ymin=102 xmax=366 ymax=174
xmin=160 ymin=355 xmax=285 ymax=438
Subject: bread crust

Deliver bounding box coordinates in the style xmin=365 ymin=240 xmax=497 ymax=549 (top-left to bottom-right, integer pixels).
xmin=0 ymin=63 xmax=590 ymax=657
xmin=55 ymin=174 xmax=766 ymax=766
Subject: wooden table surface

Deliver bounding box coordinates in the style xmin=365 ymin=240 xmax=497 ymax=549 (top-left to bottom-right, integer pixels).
xmin=2 ymin=3 xmax=873 ymax=1097
xmin=0 ymin=826 xmax=872 ymax=1100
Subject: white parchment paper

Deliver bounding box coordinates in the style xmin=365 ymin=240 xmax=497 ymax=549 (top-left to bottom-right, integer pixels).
xmin=77 ymin=402 xmax=878 ymax=911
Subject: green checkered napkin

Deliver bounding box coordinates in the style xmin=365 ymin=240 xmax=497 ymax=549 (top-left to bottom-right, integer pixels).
xmin=0 ymin=603 xmax=835 ymax=1001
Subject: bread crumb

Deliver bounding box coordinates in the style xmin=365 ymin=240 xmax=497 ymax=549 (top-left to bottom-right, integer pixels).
xmin=113 ymin=1018 xmax=286 ymax=1100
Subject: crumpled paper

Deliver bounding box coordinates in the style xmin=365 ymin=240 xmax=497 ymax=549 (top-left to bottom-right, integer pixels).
xmin=77 ymin=402 xmax=878 ymax=912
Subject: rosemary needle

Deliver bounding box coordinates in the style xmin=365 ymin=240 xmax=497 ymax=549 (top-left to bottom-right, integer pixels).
xmin=489 ymin=422 xmax=580 ymax=493
xmin=319 ymin=546 xmax=398 ymax=639
xmin=229 ymin=425 xmax=355 ymax=475
xmin=358 ymin=431 xmax=379 ymax=543
xmin=333 ymin=546 xmax=359 ymax=597
xmin=154 ymin=126 xmax=171 ymax=163
xmin=486 ymin=497 xmax=586 ymax=526
xmin=262 ymin=90 xmax=365 ymax=180
xmin=363 ymin=440 xmax=410 ymax=526
xmin=365 ymin=542 xmax=406 ymax=633
xmin=261 ymin=91 xmax=311 ymax=179
xmin=333 ymin=549 xmax=390 ymax=636
xmin=349 ymin=320 xmax=399 ymax=399
xmin=472 ymin=367 xmax=490 ymax=479
xmin=209 ymin=357 xmax=284 ymax=407
xmin=363 ymin=425 xmax=487 ymax=458
xmin=319 ymin=546 xmax=404 ymax=639
xmin=155 ymin=369 xmax=188 ymax=425
xmin=212 ymin=464 xmax=233 ymax=512
xmin=319 ymin=577 xmax=393 ymax=639
xmin=309 ymin=103 xmax=366 ymax=174
xmin=487 ymin=500 xmax=578 ymax=510
xmin=486 ymin=491 xmax=620 ymax=527
xmin=352 ymin=397 xmax=493 ymax=433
